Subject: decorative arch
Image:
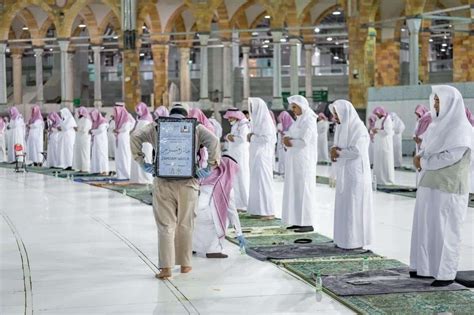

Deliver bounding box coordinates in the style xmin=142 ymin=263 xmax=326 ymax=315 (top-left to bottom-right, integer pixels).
xmin=60 ymin=0 xmax=120 ymax=38
xmin=0 ymin=0 xmax=57 ymax=41
xmin=164 ymin=4 xmax=190 ymax=33
xmin=98 ymin=11 xmax=122 ymax=36
xmin=137 ymin=2 xmax=162 ymax=41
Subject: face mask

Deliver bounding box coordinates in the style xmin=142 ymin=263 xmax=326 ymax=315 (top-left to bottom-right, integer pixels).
xmin=229 ymin=120 xmax=236 ymax=126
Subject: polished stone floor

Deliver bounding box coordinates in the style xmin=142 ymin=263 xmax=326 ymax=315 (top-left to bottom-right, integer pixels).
xmin=1 ymin=161 xmax=473 ymax=314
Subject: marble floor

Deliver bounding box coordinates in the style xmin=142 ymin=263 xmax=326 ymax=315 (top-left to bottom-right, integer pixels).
xmin=1 ymin=163 xmax=473 ymax=314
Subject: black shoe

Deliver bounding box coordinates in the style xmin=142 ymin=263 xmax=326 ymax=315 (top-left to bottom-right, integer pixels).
xmin=431 ymin=280 xmax=454 ymax=287
xmin=206 ymin=253 xmax=228 ymax=259
xmin=295 ymin=226 xmax=314 ymax=233
xmin=409 ymin=271 xmax=432 ymax=279
xmin=286 ymin=225 xmax=301 ymax=230
xmin=64 ymin=167 xmax=72 ymax=171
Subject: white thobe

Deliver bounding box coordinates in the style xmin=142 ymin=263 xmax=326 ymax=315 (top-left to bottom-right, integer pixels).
xmin=115 ymin=121 xmax=133 ymax=179
xmin=46 ymin=128 xmax=60 ymax=168
xmin=317 ymin=120 xmax=330 ymax=162
xmin=282 ymin=119 xmax=318 ymax=226
xmin=72 ymin=118 xmax=92 ymax=172
xmin=26 ymin=120 xmax=45 ymax=164
xmin=470 ymin=127 xmax=474 ymax=193
xmin=193 ymin=186 xmax=243 ymax=255
xmin=209 ymin=118 xmax=223 ymax=139
xmin=333 ymin=135 xmax=374 ymax=249
xmin=130 ymin=120 xmax=153 ymax=184
xmin=91 ymin=123 xmax=109 ymax=174
xmin=373 ymin=118 xmax=395 ymax=185
xmin=276 ymin=124 xmax=286 ymax=175
xmin=7 ymin=118 xmax=26 ymax=163
xmin=226 ymin=120 xmax=250 ymax=210
xmin=392 ymin=116 xmax=406 ymax=167
xmin=410 ymin=147 xmax=469 ymax=280
xmin=57 ymin=122 xmax=76 ymax=169
xmin=248 ymin=133 xmax=275 ymax=216
xmin=0 ymin=125 xmax=6 ymax=162
xmin=107 ymin=120 xmax=116 ymax=159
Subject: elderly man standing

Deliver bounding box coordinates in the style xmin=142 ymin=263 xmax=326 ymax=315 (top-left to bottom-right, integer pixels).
xmin=410 ymin=85 xmax=471 ymax=287
xmin=131 ymin=104 xmax=220 ymax=279
xmin=282 ymin=95 xmax=318 ymax=233
xmin=329 ymin=100 xmax=373 ymax=249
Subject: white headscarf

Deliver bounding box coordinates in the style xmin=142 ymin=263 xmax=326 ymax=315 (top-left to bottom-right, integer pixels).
xmin=249 ymin=97 xmax=276 ymax=144
xmin=422 ymin=85 xmax=472 ymax=155
xmin=329 ymin=100 xmax=368 ymax=149
xmin=287 ymin=95 xmax=317 ymax=129
xmin=59 ymin=108 xmax=77 ymax=130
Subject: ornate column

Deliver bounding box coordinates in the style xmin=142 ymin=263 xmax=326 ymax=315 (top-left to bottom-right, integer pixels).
xmin=0 ymin=43 xmax=8 ymax=105
xmin=304 ymin=44 xmax=313 ymax=102
xmin=67 ymin=50 xmax=75 ymax=106
xmin=58 ymin=40 xmax=71 ymax=109
xmin=92 ymin=46 xmax=102 ymax=108
xmin=222 ymin=41 xmax=232 ymax=107
xmin=199 ymin=33 xmax=210 ymax=107
xmin=151 ymin=43 xmax=169 ymax=107
xmin=271 ymin=30 xmax=283 ymax=109
xmin=289 ymin=38 xmax=299 ymax=95
xmin=407 ymin=18 xmax=422 ymax=85
xmin=11 ymin=49 xmax=23 ymax=105
xmin=33 ymin=48 xmax=44 ymax=105
xmin=179 ymin=46 xmax=191 ymax=102
xmin=241 ymin=46 xmax=250 ymax=110
xmin=122 ymin=0 xmax=140 ymax=112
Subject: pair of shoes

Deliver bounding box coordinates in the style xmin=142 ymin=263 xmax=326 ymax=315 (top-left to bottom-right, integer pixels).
xmin=286 ymin=225 xmax=301 ymax=230
xmin=206 ymin=253 xmax=228 ymax=259
xmin=409 ymin=271 xmax=432 ymax=279
xmin=431 ymin=280 xmax=454 ymax=287
xmin=295 ymin=226 xmax=314 ymax=233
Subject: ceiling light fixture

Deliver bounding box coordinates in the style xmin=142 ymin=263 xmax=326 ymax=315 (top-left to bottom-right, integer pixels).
xmin=314 ymin=27 xmax=320 ymax=33
xmin=327 ymin=37 xmax=333 ymax=41
xmin=78 ymin=24 xmax=86 ymax=28
xmin=429 ymin=38 xmax=433 ymax=42
xmin=22 ymin=26 xmax=29 ymax=31
xmin=332 ymin=10 xmax=341 ymax=16
xmin=252 ymin=31 xmax=259 ymax=36
xmin=333 ymin=56 xmax=339 ymax=60
xmin=440 ymin=48 xmax=446 ymax=52
xmin=441 ymin=43 xmax=447 ymax=47
xmin=264 ymin=15 xmax=270 ymax=19
xmin=262 ymin=44 xmax=269 ymax=48
xmin=280 ymin=38 xmax=287 ymax=43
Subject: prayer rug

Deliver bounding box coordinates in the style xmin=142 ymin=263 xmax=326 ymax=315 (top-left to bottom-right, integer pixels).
xmin=343 ymin=290 xmax=474 ymax=314
xmin=323 ymin=268 xmax=466 ymax=296
xmin=246 ymin=243 xmax=375 ymax=261
xmin=395 ymin=166 xmax=416 ymax=173
xmin=280 ymin=258 xmax=405 ymax=278
xmin=237 ymin=213 xmax=282 ymax=228
xmin=94 ymin=183 xmax=153 ymax=205
xmin=226 ymin=232 xmax=332 ymax=247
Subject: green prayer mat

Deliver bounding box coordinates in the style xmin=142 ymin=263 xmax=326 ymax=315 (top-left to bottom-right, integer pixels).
xmin=94 ymin=183 xmax=153 ymax=205
xmin=237 ymin=213 xmax=282 ymax=227
xmin=395 ymin=166 xmax=416 ymax=173
xmin=226 ymin=232 xmax=332 ymax=247
xmin=343 ymin=290 xmax=474 ymax=315
xmin=280 ymin=258 xmax=405 ymax=278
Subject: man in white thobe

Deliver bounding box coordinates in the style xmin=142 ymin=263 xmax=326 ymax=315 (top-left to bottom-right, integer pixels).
xmin=72 ymin=107 xmax=92 ymax=172
xmin=0 ymin=117 xmax=6 ymax=162
xmin=247 ymin=98 xmax=276 ymax=219
xmin=371 ymin=106 xmax=395 ymax=185
xmin=391 ymin=112 xmax=406 ymax=168
xmin=282 ymin=95 xmax=318 ymax=233
xmin=224 ymin=108 xmax=250 ymax=212
xmin=193 ymin=156 xmax=245 ymax=258
xmin=330 ymin=100 xmax=373 ymax=249
xmin=317 ymin=113 xmax=330 ymax=163
xmin=7 ymin=107 xmax=25 ymax=163
xmin=57 ymin=108 xmax=76 ymax=170
xmin=114 ymin=105 xmax=134 ymax=179
xmin=410 ymin=85 xmax=471 ymax=287
xmin=26 ymin=105 xmax=44 ymax=166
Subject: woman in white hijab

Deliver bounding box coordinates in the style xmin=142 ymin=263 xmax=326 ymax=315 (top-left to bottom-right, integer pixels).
xmin=282 ymin=95 xmax=318 ymax=232
xmin=410 ymin=85 xmax=471 ymax=287
xmin=247 ymin=97 xmax=277 ymax=219
xmin=57 ymin=108 xmax=77 ymax=170
xmin=329 ymin=100 xmax=373 ymax=249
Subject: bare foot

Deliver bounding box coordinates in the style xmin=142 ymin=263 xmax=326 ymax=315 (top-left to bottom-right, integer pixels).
xmin=260 ymin=215 xmax=275 ymax=220
xmin=155 ymin=268 xmax=172 ymax=279
xmin=181 ymin=266 xmax=192 ymax=273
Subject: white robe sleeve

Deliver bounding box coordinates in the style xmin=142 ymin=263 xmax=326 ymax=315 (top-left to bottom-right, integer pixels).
xmin=227 ymin=189 xmax=243 ymax=237
xmin=420 ymin=147 xmax=468 ymax=171
xmin=377 ymin=118 xmax=393 ymax=137
xmin=91 ymin=124 xmax=107 ymax=136
xmin=289 ymin=122 xmax=314 ymax=149
xmin=337 ymin=138 xmax=365 ymax=160
xmin=251 ymin=133 xmax=271 ymax=144
xmin=232 ymin=124 xmax=249 ymax=144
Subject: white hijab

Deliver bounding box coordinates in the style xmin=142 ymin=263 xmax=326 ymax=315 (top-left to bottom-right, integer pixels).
xmin=422 ymin=85 xmax=472 ymax=155
xmin=330 ymin=100 xmax=368 ymax=149
xmin=249 ymin=97 xmax=276 ymax=144
xmin=287 ymin=95 xmax=317 ymax=129
xmin=59 ymin=108 xmax=77 ymax=130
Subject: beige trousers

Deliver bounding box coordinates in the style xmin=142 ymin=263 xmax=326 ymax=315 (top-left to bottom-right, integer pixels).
xmin=152 ymin=177 xmax=199 ymax=268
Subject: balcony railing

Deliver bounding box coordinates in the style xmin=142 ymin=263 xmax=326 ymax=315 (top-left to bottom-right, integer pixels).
xmin=429 ymin=59 xmax=453 ymax=73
